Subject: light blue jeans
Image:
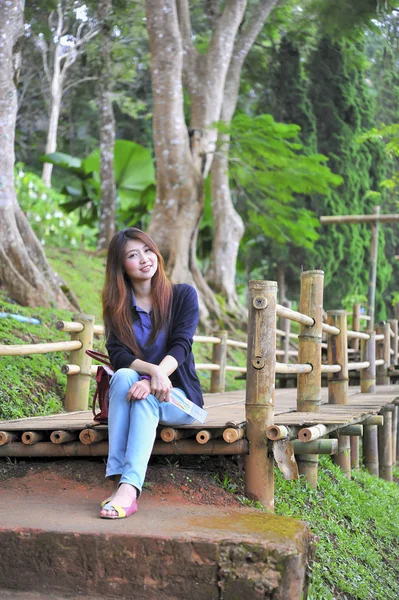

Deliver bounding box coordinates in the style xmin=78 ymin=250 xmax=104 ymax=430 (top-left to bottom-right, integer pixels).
xmin=106 ymin=368 xmax=194 ymax=495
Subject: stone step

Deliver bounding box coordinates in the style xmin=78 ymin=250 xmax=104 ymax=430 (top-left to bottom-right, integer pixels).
xmin=0 ymin=463 xmax=311 ymax=599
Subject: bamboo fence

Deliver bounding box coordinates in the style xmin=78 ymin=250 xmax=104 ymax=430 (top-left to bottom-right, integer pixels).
xmin=1 ymin=270 xmax=399 ymax=508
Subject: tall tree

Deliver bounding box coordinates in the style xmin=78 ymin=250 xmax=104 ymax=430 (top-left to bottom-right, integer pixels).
xmin=206 ymin=1 xmax=278 ymax=312
xmin=0 ymin=0 xmax=76 ymax=309
xmin=34 ymin=1 xmax=98 ymax=187
xmin=145 ymin=0 xmax=278 ymax=319
xmin=96 ymin=0 xmax=116 ymax=251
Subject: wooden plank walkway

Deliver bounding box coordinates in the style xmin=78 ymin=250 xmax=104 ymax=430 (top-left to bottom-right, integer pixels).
xmin=1 ymin=385 xmax=398 ymax=433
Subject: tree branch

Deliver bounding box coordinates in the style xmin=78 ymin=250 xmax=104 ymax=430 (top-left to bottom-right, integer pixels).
xmin=176 ymin=0 xmax=199 ymax=93
xmin=63 ymin=75 xmax=98 ymax=94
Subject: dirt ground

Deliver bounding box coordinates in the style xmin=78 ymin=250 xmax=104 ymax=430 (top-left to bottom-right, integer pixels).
xmin=0 ymin=454 xmax=245 ymax=507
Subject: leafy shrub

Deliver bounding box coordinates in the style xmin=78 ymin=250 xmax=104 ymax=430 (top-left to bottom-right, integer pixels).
xmin=15 ymin=163 xmax=97 ymax=248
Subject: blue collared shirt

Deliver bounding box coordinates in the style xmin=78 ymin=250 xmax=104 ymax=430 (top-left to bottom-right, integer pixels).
xmin=132 ymin=292 xmax=167 ymax=365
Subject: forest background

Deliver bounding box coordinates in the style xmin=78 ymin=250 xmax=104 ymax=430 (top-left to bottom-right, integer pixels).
xmin=2 ymin=0 xmax=399 ymax=326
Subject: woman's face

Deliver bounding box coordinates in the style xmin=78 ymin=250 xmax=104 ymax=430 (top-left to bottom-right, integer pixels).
xmin=123 ymin=239 xmax=158 ymax=284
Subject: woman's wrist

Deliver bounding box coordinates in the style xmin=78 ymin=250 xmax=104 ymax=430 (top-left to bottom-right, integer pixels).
xmin=140 ymin=374 xmax=151 ymax=381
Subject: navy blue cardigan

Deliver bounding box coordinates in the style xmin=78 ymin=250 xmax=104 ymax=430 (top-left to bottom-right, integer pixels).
xmin=105 ymin=283 xmax=204 ymax=408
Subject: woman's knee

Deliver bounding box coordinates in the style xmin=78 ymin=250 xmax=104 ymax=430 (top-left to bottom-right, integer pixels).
xmin=110 ymin=368 xmax=140 ymax=389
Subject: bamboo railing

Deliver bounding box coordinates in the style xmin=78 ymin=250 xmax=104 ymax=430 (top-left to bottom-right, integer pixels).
xmin=1 ymin=270 xmax=399 ymax=508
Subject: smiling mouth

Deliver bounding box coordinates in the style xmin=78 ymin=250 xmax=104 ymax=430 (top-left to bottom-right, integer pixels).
xmin=140 ymin=265 xmax=152 ymax=272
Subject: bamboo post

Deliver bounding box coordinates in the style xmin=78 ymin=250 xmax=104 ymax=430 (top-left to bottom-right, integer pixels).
xmin=210 ymin=331 xmax=227 ymax=393
xmin=389 ymin=319 xmax=398 ymax=366
xmin=397 ymin=404 xmax=399 ymax=464
xmin=392 ymin=405 xmax=398 ymax=465
xmin=363 ymin=424 xmax=379 ymax=476
xmin=368 ymin=205 xmax=380 ymax=330
xmin=280 ymin=300 xmax=292 ymax=364
xmin=64 ymin=313 xmax=95 ymax=411
xmin=296 ymin=270 xmax=324 ymax=488
xmin=360 ymin=332 xmax=376 ymax=393
xmin=350 ymin=436 xmax=360 ymax=470
xmin=376 ymin=322 xmax=390 ymax=385
xmin=351 ymin=303 xmax=360 ymax=352
xmin=245 ymin=280 xmax=277 ymax=510
xmin=378 ymin=406 xmax=393 ymax=481
xmin=327 ymin=310 xmax=351 ymax=478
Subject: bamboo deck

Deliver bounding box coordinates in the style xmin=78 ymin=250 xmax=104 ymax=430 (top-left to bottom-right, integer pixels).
xmin=0 ymin=385 xmax=397 ymax=443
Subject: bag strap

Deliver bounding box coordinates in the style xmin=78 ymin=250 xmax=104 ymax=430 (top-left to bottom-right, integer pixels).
xmin=85 ymin=349 xmax=112 ymax=367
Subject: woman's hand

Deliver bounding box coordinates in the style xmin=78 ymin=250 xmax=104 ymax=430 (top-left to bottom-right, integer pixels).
xmin=127 ymin=378 xmax=151 ymax=401
xmin=150 ymin=366 xmax=173 ymax=402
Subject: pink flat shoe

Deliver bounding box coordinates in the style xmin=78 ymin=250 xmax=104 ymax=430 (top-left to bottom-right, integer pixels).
xmin=100 ymin=499 xmax=138 ymax=519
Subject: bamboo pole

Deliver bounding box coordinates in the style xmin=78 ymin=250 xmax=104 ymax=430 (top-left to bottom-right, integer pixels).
xmin=21 ymin=431 xmax=45 ymax=445
xmin=327 ymin=310 xmax=351 ymax=478
xmin=0 ymin=432 xmax=18 ymax=446
xmin=378 ymin=407 xmax=393 ymax=481
xmin=376 ymin=323 xmax=390 ymax=385
xmin=276 ymin=304 xmax=314 ymax=327
xmin=222 ymin=427 xmax=245 ymax=443
xmin=292 ymin=439 xmax=338 ymax=455
xmin=360 ymin=333 xmax=376 ymax=393
xmin=363 ymin=425 xmax=379 ymax=476
xmin=245 ymin=280 xmax=276 ymax=510
xmin=210 ymin=331 xmax=227 ymax=393
xmin=350 ymin=437 xmax=360 ymax=470
xmin=266 ymin=425 xmax=298 ymax=441
xmin=278 ymin=300 xmax=292 ymax=364
xmin=79 ymin=429 xmax=107 ymax=445
xmin=397 ymin=406 xmax=399 ymax=464
xmin=351 ymin=304 xmax=360 ymax=352
xmin=320 ymin=212 xmax=399 ymax=224
xmin=296 ymin=270 xmax=324 ymax=488
xmin=364 ymin=415 xmax=384 ymax=426
xmin=50 ymin=430 xmax=78 ymax=444
xmin=160 ymin=428 xmax=194 ymax=442
xmin=64 ymin=314 xmax=95 ymax=411
xmin=0 ymin=340 xmax=82 ymax=357
xmin=0 ymin=439 xmax=249 ymax=458
xmin=196 ymin=429 xmax=224 ymax=444
xmin=368 ymin=206 xmax=380 ymax=329
xmin=389 ymin=319 xmax=398 ymax=365
xmin=392 ymin=405 xmax=398 ymax=466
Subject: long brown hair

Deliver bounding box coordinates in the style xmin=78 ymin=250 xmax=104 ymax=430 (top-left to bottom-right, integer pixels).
xmin=102 ymin=228 xmax=173 ymax=357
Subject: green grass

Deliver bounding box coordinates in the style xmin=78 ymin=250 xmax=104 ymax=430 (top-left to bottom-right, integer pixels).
xmin=275 ymin=457 xmax=399 ymax=600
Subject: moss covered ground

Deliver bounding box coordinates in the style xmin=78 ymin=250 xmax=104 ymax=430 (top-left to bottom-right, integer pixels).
xmin=0 ymin=247 xmax=398 ymax=598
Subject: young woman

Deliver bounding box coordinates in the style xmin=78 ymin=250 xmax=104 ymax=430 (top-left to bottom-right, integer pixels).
xmin=100 ymin=227 xmax=203 ymax=519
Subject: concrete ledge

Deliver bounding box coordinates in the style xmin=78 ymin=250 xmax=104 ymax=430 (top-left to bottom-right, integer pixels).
xmin=0 ymin=510 xmax=310 ymax=599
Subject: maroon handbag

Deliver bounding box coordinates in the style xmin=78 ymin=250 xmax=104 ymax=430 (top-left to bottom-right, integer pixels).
xmin=86 ymin=350 xmax=114 ymax=423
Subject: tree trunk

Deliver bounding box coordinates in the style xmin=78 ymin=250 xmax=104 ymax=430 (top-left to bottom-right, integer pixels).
xmin=0 ymin=1 xmax=76 ymax=311
xmin=97 ymin=0 xmax=116 ymax=252
xmin=42 ymin=45 xmax=63 ymax=188
xmin=207 ymin=0 xmax=278 ymax=310
xmin=208 ymin=131 xmax=245 ymax=312
xmin=145 ymin=0 xmax=246 ymax=320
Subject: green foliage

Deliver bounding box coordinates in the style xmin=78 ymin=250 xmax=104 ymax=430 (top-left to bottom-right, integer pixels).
xmin=275 ymin=456 xmax=399 ymax=599
xmin=15 ymin=163 xmax=97 ymax=248
xmin=43 ymin=140 xmax=155 ymax=229
xmin=225 ymin=112 xmax=341 ymax=249
xmin=307 ymin=36 xmax=392 ymax=318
